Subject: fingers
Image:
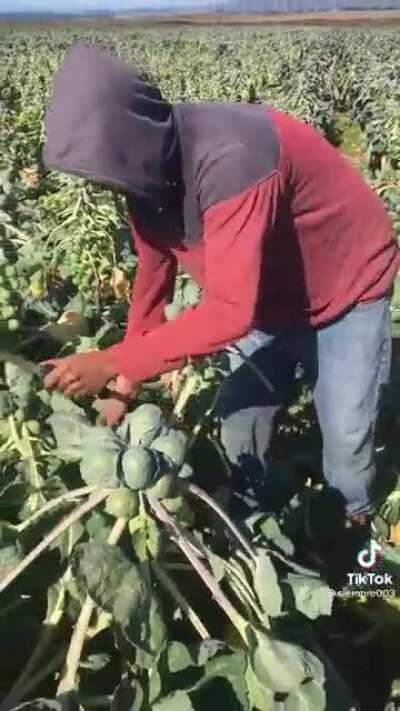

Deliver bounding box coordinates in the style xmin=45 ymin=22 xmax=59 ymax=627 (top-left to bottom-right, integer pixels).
xmin=63 ymin=380 xmax=88 ymax=397
xmin=58 ymin=369 xmax=79 ymax=391
xmin=43 ymin=361 xmax=70 ymax=390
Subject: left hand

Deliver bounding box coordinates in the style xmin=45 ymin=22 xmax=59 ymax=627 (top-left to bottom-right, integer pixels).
xmin=41 ymin=350 xmax=116 ymax=397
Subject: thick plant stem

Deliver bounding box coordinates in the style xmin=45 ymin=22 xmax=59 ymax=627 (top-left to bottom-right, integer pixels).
xmin=173 ymin=367 xmax=202 ymax=421
xmin=148 ymin=496 xmax=247 ymax=641
xmin=151 ymin=561 xmax=210 ymax=640
xmin=188 ymin=483 xmax=255 ymax=559
xmin=57 ymin=517 xmax=127 ymax=695
xmin=17 ymin=486 xmax=94 ymax=532
xmin=0 ymin=490 xmax=108 ymax=593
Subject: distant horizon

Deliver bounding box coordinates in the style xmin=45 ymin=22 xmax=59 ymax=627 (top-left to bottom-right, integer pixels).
xmin=0 ymin=0 xmax=215 ymax=15
xmin=1 ymin=0 xmax=400 ymax=15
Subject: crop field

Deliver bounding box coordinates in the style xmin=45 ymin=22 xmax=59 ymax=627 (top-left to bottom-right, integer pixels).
xmin=1 ymin=25 xmax=400 ymax=711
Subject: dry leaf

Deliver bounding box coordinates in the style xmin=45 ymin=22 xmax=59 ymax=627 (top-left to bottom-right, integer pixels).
xmin=389 ymin=523 xmax=400 ymax=545
xmin=41 ymin=309 xmax=89 ymax=343
xmin=111 ymin=267 xmax=130 ymax=300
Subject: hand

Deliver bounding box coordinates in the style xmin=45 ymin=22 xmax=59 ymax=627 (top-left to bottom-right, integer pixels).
xmin=93 ymin=396 xmax=129 ymax=427
xmin=42 ymin=350 xmax=116 ymax=397
xmin=93 ymin=376 xmax=141 ymax=427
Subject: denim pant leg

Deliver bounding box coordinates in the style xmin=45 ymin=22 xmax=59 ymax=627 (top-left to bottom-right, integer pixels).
xmin=313 ymin=297 xmax=392 ymax=517
xmin=215 ymin=330 xmax=296 ymax=514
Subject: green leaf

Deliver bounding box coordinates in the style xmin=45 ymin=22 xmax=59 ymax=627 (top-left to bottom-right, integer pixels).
xmin=73 ymin=542 xmax=133 ymax=611
xmin=283 ymin=680 xmax=326 ymax=711
xmin=47 ymin=412 xmax=92 ymax=462
xmin=207 ymin=551 xmax=226 ymax=583
xmin=147 ymin=594 xmax=168 ymax=657
xmin=153 ymin=691 xmax=194 ymax=711
xmin=147 ymin=518 xmax=162 ymax=559
xmin=168 ymin=642 xmax=194 ymax=673
xmin=51 ymin=520 xmax=85 ymax=561
xmin=149 ymin=661 xmax=163 ymax=704
xmin=49 ymin=390 xmax=85 ymax=416
xmin=253 ymin=550 xmax=283 ymax=618
xmin=286 ymin=574 xmax=333 ymax=620
xmin=245 ymin=661 xmax=274 ymax=710
xmin=247 ymin=627 xmax=307 ymax=694
xmin=80 ymin=653 xmax=110 ymax=671
xmin=168 ymin=640 xmax=226 ymax=674
xmin=202 ymin=652 xmax=249 ymax=708
xmin=258 ymin=516 xmax=295 ymax=556
xmin=86 ymin=511 xmax=113 ymax=543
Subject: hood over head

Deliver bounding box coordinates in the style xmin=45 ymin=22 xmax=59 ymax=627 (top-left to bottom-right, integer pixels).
xmin=43 ymin=42 xmax=181 ymax=219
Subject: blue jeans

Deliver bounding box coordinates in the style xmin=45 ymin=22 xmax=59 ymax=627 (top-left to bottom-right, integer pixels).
xmin=215 ymin=297 xmax=392 ymax=518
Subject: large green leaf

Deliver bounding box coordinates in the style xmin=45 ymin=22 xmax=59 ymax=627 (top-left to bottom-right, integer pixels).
xmin=168 ymin=642 xmax=194 ymax=673
xmin=47 ymin=413 xmax=92 ymax=462
xmin=286 ymin=574 xmax=333 ymax=620
xmin=245 ymin=662 xmax=274 ymax=710
xmin=253 ymin=550 xmax=283 ymax=618
xmin=200 ymin=651 xmax=249 ymax=709
xmin=247 ymin=627 xmax=308 ymax=695
xmin=49 ymin=390 xmax=86 ymax=416
xmin=167 ymin=640 xmax=226 ymax=673
xmin=258 ymin=516 xmax=295 ymax=556
xmin=73 ymin=542 xmax=133 ymax=611
xmin=283 ymin=681 xmax=326 ymax=711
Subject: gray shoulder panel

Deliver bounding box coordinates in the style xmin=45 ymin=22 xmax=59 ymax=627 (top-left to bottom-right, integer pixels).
xmin=174 ymin=102 xmax=280 ymax=214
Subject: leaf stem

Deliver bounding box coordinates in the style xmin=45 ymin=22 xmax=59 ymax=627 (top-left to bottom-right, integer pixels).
xmin=56 ymin=517 xmax=127 ymax=695
xmin=188 ymin=483 xmax=255 ymax=559
xmin=16 ymin=486 xmax=94 ymax=532
xmin=148 ymin=496 xmax=248 ymax=641
xmin=151 ymin=561 xmax=210 ymax=640
xmin=0 ymin=490 xmax=109 ymax=594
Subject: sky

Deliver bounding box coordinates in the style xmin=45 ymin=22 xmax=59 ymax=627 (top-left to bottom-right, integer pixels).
xmin=0 ymin=0 xmax=209 ymax=12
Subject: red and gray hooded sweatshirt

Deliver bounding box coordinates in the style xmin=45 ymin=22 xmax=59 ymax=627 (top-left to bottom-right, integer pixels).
xmin=43 ymin=42 xmax=400 ymax=384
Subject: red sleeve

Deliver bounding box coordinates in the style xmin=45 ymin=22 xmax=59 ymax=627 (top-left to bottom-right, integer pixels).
xmin=106 ymin=174 xmax=280 ymax=383
xmin=123 ymin=217 xmax=177 ymax=340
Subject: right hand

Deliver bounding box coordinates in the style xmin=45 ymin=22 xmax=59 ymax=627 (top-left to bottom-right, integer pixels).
xmin=93 ymin=396 xmax=129 ymax=427
xmin=93 ymin=375 xmax=140 ymax=427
